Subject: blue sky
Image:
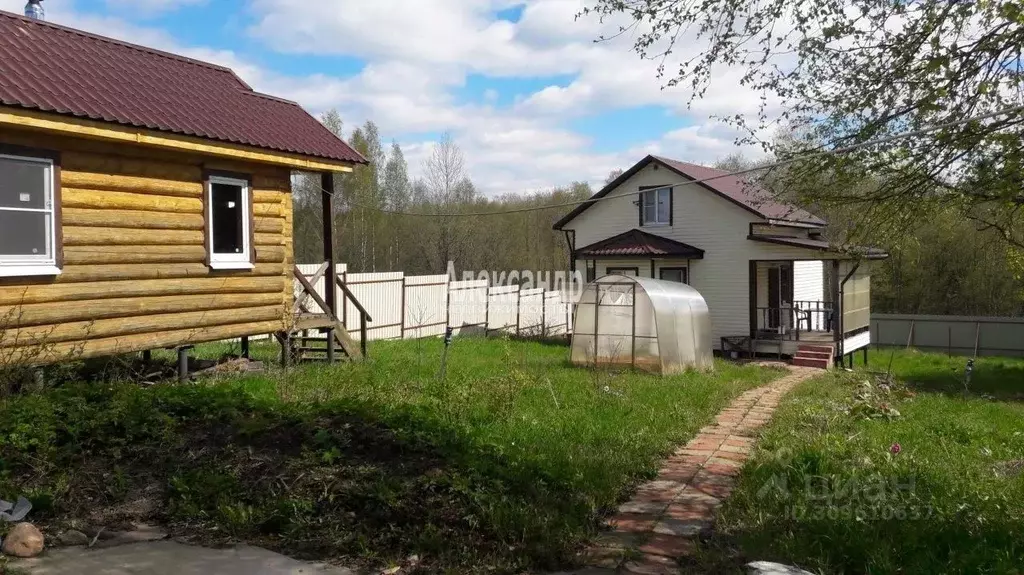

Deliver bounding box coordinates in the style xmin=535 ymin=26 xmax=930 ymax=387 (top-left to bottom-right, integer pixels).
xmin=4 ymin=0 xmax=766 ymax=195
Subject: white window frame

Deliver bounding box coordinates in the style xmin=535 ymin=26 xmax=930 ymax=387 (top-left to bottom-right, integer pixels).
xmin=642 ymin=187 xmax=671 ymax=226
xmin=206 ymin=175 xmax=253 ymax=271
xmin=0 ymin=153 xmax=60 ymax=277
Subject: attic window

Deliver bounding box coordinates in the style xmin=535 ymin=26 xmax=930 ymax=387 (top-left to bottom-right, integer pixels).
xmin=641 ymin=187 xmax=671 ymax=226
xmin=205 ymin=174 xmax=253 ymax=270
xmin=0 ymin=151 xmax=61 ymax=277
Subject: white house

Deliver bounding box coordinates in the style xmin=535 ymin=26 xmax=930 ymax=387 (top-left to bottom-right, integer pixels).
xmin=553 ymin=155 xmax=887 ymax=367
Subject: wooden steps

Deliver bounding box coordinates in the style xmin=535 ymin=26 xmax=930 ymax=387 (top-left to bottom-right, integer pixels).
xmin=792 ymin=344 xmax=835 ymax=369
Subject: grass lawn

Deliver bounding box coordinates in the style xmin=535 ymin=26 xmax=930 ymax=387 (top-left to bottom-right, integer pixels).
xmin=0 ymin=337 xmax=781 ymax=573
xmin=694 ymin=348 xmax=1024 ymax=574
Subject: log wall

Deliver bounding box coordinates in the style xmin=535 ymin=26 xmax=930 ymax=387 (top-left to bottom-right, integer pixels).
xmin=0 ymin=129 xmax=295 ymax=364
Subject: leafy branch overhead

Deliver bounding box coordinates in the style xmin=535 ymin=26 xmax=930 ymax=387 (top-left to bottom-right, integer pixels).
xmin=583 ymin=0 xmax=1024 ymax=247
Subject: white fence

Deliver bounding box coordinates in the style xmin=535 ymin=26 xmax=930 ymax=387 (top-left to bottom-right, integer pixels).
xmin=296 ymin=264 xmax=574 ymax=341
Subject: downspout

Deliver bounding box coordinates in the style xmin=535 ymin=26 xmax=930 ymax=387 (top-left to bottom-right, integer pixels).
xmin=563 ymin=230 xmax=576 ymax=273
xmin=837 ymin=260 xmax=861 ymax=366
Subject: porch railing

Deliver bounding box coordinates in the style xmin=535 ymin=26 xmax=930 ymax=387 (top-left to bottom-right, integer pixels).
xmin=755 ymin=301 xmax=835 ymax=341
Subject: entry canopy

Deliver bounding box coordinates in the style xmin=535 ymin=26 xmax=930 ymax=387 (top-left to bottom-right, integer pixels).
xmin=570 ymin=275 xmax=713 ymax=374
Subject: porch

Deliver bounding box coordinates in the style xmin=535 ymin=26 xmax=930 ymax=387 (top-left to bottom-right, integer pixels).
xmin=723 ymin=258 xmax=874 ymax=364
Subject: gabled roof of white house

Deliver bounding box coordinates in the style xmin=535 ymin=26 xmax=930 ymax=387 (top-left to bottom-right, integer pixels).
xmin=553 ymin=155 xmax=825 ymax=229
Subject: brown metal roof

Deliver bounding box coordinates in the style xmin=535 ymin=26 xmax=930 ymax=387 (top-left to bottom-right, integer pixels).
xmin=575 ymin=229 xmax=705 ymax=259
xmin=554 ymin=155 xmax=824 ymax=229
xmin=748 ymin=235 xmax=888 ymax=259
xmin=0 ymin=10 xmax=365 ymax=165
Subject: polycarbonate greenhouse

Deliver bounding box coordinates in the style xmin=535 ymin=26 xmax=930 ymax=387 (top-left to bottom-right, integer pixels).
xmin=570 ymin=275 xmax=713 ymax=374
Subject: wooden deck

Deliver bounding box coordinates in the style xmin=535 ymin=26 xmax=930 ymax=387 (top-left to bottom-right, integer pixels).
xmin=753 ymin=331 xmax=836 ymax=358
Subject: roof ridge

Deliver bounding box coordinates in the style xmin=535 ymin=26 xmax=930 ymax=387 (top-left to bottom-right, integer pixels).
xmin=246 ymin=90 xmax=301 ymax=106
xmin=652 ymin=155 xmax=725 ymax=173
xmin=0 ymin=9 xmax=246 ymax=85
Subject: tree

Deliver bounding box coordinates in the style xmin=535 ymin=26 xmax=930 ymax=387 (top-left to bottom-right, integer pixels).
xmin=583 ymin=0 xmax=1024 ymax=248
xmin=339 ymin=120 xmax=385 ymax=271
xmin=418 ymin=133 xmax=476 ymax=272
xmin=605 ymin=169 xmax=624 ymax=185
xmin=381 ymin=141 xmax=411 ymax=269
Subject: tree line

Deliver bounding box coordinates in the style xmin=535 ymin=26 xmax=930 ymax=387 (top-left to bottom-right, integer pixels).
xmin=294 ymin=111 xmax=1023 ymax=317
xmin=292 ymin=111 xmax=591 ymax=278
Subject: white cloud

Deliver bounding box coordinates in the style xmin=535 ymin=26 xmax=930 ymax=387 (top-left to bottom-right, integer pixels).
xmin=1 ymin=0 xmax=776 ymax=195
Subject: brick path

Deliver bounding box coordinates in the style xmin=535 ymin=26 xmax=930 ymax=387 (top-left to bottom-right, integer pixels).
xmin=577 ymin=366 xmax=819 ymax=575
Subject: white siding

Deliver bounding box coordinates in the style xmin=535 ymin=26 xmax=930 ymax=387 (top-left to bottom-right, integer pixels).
xmin=565 ymin=162 xmax=834 ymax=346
xmin=841 ymin=330 xmax=871 ymax=354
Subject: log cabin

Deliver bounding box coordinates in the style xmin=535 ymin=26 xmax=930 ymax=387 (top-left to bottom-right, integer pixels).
xmin=0 ymin=9 xmax=366 ymax=369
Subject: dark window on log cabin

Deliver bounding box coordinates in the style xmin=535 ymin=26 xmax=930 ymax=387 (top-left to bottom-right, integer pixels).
xmin=0 ymin=152 xmax=59 ymax=277
xmin=206 ymin=175 xmax=253 ymax=270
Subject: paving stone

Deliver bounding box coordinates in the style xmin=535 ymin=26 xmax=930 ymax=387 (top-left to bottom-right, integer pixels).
xmin=618 ymin=500 xmax=670 ymax=515
xmin=606 ymin=513 xmax=658 ymax=532
xmin=621 ymin=553 xmax=679 ymax=574
xmin=707 ymin=456 xmax=743 ymax=468
xmin=718 ymin=443 xmax=752 ymax=455
xmin=652 ymin=517 xmax=712 ymax=537
xmin=638 ymin=534 xmax=696 ymax=558
xmin=704 ymin=463 xmax=743 ymax=477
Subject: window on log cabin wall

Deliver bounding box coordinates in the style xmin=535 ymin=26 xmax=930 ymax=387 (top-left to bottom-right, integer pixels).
xmin=206 ymin=174 xmax=254 ymax=270
xmin=0 ymin=151 xmax=60 ymax=277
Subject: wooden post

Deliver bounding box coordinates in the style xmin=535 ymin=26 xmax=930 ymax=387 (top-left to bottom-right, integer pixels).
xmin=241 ymin=336 xmax=250 ymax=359
xmin=947 ymin=326 xmax=952 ymax=356
xmin=142 ymin=349 xmax=152 ymax=363
xmin=907 ymin=320 xmax=916 ymax=349
xmin=326 ymin=327 xmax=336 ymax=363
xmin=321 ymin=172 xmax=337 ymax=320
xmin=360 ymin=314 xmax=368 ymax=357
xmin=862 ymin=346 xmax=868 ymax=365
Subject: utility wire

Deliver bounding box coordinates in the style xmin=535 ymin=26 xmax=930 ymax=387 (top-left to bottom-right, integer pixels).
xmin=315 ymin=103 xmax=1024 ymax=218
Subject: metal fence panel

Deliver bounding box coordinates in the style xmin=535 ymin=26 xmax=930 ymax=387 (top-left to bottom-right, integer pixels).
xmin=872 ymin=313 xmax=1024 ymax=357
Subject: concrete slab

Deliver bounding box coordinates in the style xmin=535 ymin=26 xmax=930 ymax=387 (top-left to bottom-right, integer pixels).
xmin=15 ymin=540 xmax=356 ymax=575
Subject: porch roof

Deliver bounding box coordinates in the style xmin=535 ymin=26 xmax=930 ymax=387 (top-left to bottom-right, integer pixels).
xmin=575 ymin=229 xmax=705 ymax=259
xmin=748 ymin=235 xmax=888 ymax=259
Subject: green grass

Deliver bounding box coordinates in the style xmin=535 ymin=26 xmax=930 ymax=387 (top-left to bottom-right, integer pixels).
xmin=0 ymin=337 xmax=780 ymax=573
xmin=695 ymin=348 xmax=1024 ymax=574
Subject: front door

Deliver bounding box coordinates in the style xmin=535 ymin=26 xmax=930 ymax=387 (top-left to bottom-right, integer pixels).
xmin=767 ymin=264 xmax=794 ymax=329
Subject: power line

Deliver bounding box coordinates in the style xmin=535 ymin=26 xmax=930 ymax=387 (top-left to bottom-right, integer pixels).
xmin=315 ymin=103 xmax=1024 ymax=218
